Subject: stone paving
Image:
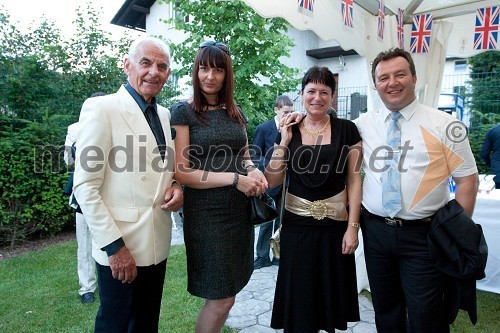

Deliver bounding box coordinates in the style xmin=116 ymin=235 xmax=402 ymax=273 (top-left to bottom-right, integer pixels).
xmin=227 ymin=264 xmax=377 ymax=333
xmin=171 ymin=212 xmax=377 ymax=332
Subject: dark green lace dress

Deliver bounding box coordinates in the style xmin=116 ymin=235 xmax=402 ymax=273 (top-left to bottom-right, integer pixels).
xmin=170 ymin=102 xmax=253 ymax=299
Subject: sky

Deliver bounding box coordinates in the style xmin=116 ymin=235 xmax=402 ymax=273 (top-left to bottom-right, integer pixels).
xmin=1 ymin=0 xmax=141 ymax=39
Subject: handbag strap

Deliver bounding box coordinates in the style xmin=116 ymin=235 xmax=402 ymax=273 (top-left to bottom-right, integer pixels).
xmin=274 ymin=176 xmax=286 ymax=232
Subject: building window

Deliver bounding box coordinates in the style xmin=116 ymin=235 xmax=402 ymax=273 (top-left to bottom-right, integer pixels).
xmin=454 ymin=60 xmax=467 ymax=72
xmin=170 ymin=74 xmax=179 ymax=87
xmin=453 ymin=86 xmax=465 ymax=97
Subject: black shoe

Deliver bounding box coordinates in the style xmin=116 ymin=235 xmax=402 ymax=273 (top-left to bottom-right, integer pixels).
xmin=81 ymin=292 xmax=95 ymax=304
xmin=254 ymin=257 xmax=272 ymax=269
xmin=271 ymin=258 xmax=280 ymax=266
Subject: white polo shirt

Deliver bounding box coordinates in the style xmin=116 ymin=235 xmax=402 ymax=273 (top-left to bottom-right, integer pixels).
xmin=355 ymin=99 xmax=477 ymax=219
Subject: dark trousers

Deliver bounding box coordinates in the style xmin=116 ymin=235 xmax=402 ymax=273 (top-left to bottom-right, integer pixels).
xmin=255 ymin=193 xmax=282 ymax=260
xmin=361 ymin=210 xmax=449 ymax=333
xmin=94 ymin=259 xmax=167 ymax=333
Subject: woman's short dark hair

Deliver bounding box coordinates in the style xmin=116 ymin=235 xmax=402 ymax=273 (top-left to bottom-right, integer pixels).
xmin=371 ymin=48 xmax=416 ymax=84
xmin=191 ymin=45 xmax=245 ymax=126
xmin=301 ymin=66 xmax=336 ymax=94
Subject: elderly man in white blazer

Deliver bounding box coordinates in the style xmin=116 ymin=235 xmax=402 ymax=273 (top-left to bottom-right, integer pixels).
xmin=74 ymin=36 xmax=183 ymax=333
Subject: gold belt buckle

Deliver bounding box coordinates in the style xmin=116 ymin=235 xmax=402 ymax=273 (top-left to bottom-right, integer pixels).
xmin=309 ymin=200 xmax=327 ymax=220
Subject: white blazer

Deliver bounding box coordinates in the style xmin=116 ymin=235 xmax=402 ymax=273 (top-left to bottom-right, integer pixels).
xmin=74 ymin=86 xmax=175 ymax=266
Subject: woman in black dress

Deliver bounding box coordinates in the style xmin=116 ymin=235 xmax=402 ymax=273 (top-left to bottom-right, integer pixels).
xmin=266 ymin=66 xmax=362 ymax=332
xmin=170 ymin=42 xmax=268 ymax=332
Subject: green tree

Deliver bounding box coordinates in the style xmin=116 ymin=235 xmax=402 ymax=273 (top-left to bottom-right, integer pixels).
xmin=157 ymin=0 xmax=300 ymax=135
xmin=466 ymin=51 xmax=500 ymax=173
xmin=64 ymin=2 xmax=134 ymax=113
xmin=467 ymin=51 xmax=500 ymax=116
xmin=0 ymin=2 xmax=137 ymax=121
xmin=0 ymin=1 xmax=141 ymax=246
xmin=0 ymin=10 xmax=67 ymax=121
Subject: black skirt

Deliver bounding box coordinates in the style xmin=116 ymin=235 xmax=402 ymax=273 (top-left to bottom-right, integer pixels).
xmin=270 ymin=217 xmax=360 ymax=332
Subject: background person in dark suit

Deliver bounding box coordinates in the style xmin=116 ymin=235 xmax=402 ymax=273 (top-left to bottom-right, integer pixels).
xmin=252 ymin=95 xmax=294 ymax=269
xmin=480 ymin=124 xmax=500 ymax=189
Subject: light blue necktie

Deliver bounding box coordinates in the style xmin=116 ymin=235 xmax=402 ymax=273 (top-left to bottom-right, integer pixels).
xmin=382 ymin=112 xmax=402 ymax=218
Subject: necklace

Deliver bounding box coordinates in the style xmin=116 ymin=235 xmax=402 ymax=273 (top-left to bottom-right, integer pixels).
xmin=205 ymin=102 xmax=220 ymax=107
xmin=302 ymin=116 xmax=330 ymax=137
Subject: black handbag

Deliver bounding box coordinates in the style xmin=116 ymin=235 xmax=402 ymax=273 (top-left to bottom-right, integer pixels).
xmin=249 ymin=193 xmax=278 ymax=226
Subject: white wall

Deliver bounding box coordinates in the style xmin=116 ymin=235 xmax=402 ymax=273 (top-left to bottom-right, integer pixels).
xmin=282 ymin=27 xmax=318 ymax=72
xmin=146 ymin=1 xmax=191 ymax=99
xmin=147 ymin=1 xmax=188 ymax=45
xmin=282 ymin=28 xmax=370 ymax=88
xmin=280 ymin=27 xmax=371 ymax=113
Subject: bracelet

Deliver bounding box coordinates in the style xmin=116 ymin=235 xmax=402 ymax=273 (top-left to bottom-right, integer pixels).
xmin=273 ymin=146 xmax=287 ymax=158
xmin=232 ymin=173 xmax=239 ymax=187
xmin=273 ymin=150 xmax=286 ymax=157
xmin=245 ymin=164 xmax=257 ymax=171
xmin=349 ymin=223 xmax=360 ymax=229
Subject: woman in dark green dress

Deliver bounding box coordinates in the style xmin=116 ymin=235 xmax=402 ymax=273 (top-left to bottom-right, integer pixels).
xmin=170 ymin=41 xmax=268 ymax=332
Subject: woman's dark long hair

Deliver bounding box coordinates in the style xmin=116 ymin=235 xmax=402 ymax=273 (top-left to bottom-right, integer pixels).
xmin=190 ymin=45 xmax=245 ymax=126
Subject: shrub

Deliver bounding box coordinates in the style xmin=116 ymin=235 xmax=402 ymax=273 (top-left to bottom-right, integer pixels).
xmin=0 ymin=116 xmax=73 ymax=248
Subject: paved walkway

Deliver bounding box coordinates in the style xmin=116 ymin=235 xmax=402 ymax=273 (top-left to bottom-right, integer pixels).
xmin=171 ymin=213 xmax=377 ymax=333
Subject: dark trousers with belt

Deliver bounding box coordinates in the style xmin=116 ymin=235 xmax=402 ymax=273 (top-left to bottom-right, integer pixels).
xmin=255 ymin=193 xmax=282 ymax=260
xmin=361 ymin=210 xmax=449 ymax=333
xmin=94 ymin=259 xmax=167 ymax=333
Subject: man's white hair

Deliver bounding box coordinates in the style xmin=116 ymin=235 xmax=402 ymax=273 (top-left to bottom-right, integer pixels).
xmin=127 ymin=36 xmax=171 ymax=67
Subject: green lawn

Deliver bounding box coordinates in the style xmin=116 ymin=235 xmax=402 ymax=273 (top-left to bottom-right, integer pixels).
xmin=361 ymin=287 xmax=500 ymax=332
xmin=451 ymin=290 xmax=500 ymax=333
xmin=0 ymin=241 xmax=236 ymax=333
xmin=1 ymin=240 xmax=498 ymax=333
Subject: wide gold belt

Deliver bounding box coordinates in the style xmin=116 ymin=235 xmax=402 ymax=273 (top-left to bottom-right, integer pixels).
xmin=285 ymin=190 xmax=348 ymax=221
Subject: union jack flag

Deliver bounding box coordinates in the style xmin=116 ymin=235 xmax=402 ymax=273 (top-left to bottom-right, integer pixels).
xmin=410 ymin=13 xmax=433 ymax=53
xmin=397 ymin=8 xmax=405 ymax=49
xmin=297 ymin=0 xmax=314 ymax=12
xmin=341 ymin=0 xmax=354 ymax=28
xmin=474 ymin=6 xmax=499 ymax=50
xmin=378 ymin=0 xmax=385 ymax=39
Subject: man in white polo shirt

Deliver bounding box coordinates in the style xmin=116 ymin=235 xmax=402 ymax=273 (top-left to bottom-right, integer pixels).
xmin=355 ymin=48 xmax=478 ymax=333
